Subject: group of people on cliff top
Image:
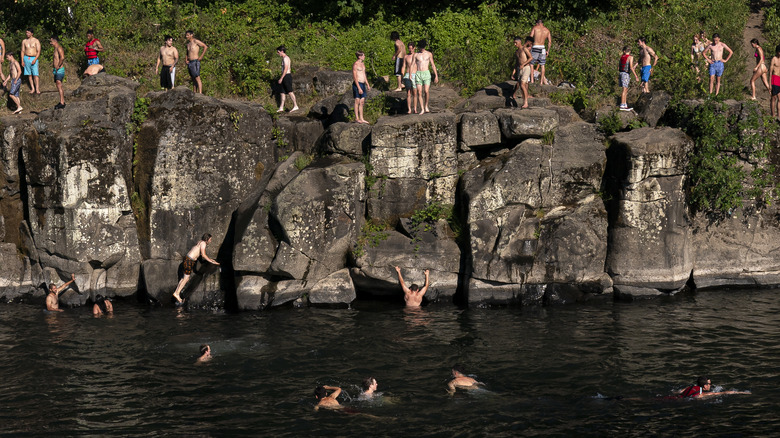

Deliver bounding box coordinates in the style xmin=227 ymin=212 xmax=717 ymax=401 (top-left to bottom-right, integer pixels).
xmin=2 ymin=23 xmax=778 ymax=120
xmin=0 ymin=29 xmax=208 ymax=114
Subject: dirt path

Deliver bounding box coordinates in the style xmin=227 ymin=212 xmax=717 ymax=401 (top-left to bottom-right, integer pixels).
xmin=742 ymin=0 xmax=770 ymax=104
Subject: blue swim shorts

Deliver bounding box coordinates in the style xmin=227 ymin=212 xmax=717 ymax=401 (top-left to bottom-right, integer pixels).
xmin=53 ymin=67 xmax=65 ymax=82
xmin=87 ymin=57 xmax=100 ymax=66
xmin=709 ymin=60 xmax=724 ymax=77
xmin=352 ymin=82 xmax=366 ymax=99
xmin=23 ymin=56 xmax=39 ymax=76
xmin=641 ymin=65 xmax=652 ymax=82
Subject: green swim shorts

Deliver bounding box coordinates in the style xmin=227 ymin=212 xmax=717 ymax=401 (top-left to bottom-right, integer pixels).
xmin=415 ymin=70 xmax=432 ymax=86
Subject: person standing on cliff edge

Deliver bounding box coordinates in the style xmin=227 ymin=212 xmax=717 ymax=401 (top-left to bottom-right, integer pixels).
xmin=637 ymin=37 xmax=658 ymax=94
xmin=173 ymin=233 xmax=220 ymax=304
xmin=703 ymin=33 xmax=733 ymax=96
xmin=529 ymin=19 xmax=551 ymax=85
xmin=21 ymin=28 xmax=41 ymax=94
xmin=156 ymin=35 xmax=178 ymax=90
xmin=395 ymin=266 xmax=429 ymax=307
xmin=185 ymin=30 xmax=208 ymax=94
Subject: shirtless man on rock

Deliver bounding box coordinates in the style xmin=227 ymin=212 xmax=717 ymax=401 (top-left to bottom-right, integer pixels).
xmin=703 ymin=33 xmax=733 ymax=96
xmin=21 ymin=28 xmax=41 ymax=94
xmin=155 ymin=35 xmax=178 ymax=90
xmin=414 ymin=39 xmax=438 ymax=114
xmin=529 ymin=19 xmax=552 ymax=85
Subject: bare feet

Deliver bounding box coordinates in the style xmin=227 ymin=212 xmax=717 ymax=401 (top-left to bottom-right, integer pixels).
xmin=521 ymin=104 xmax=529 ymax=109
xmin=425 ymin=107 xmax=431 ymax=113
xmin=277 ymin=107 xmax=284 ymax=113
xmin=750 ymin=96 xmax=757 ymax=100
xmin=173 ymin=292 xmax=183 ymax=303
xmin=12 ymin=107 xmax=23 ymax=114
xmin=291 ymin=106 xmax=299 ymax=112
xmin=393 ymin=88 xmax=403 ymax=92
xmin=419 ymin=109 xmax=426 ymax=115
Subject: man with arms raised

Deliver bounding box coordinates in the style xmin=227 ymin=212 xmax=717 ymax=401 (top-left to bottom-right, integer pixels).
xmin=529 ymin=19 xmax=552 ymax=85
xmin=390 ymin=31 xmax=405 ymax=92
xmin=394 ymin=266 xmax=429 ymax=307
xmin=46 ymin=274 xmax=76 ymax=312
xmin=21 ymin=28 xmax=41 ymax=94
xmin=401 ymin=41 xmax=417 ymax=113
xmin=50 ymin=36 xmax=66 ymax=109
xmin=414 ymin=39 xmax=438 ymax=114
xmin=352 ymin=51 xmax=371 ymax=124
xmin=172 ymin=233 xmax=220 ymax=304
xmin=4 ymin=52 xmax=23 ymax=113
xmin=155 ymin=35 xmax=178 ymax=90
xmin=637 ymin=37 xmax=659 ymax=93
xmin=703 ymin=33 xmax=733 ymax=96
xmin=185 ymin=30 xmax=208 ymax=93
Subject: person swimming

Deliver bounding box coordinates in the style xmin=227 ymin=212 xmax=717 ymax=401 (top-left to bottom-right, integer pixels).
xmin=196 ymin=344 xmax=211 ymax=364
xmin=314 ymin=385 xmax=343 ymax=410
xmin=447 ymin=364 xmax=484 ymax=394
xmin=359 ymin=377 xmax=378 ymax=399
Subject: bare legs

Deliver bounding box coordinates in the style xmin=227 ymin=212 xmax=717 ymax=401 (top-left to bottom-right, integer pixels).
xmin=278 ymin=92 xmax=299 ymax=112
xmin=354 ymin=97 xmax=368 ymax=124
xmin=172 ymin=273 xmax=190 ymax=304
xmin=416 ymin=84 xmax=431 ymax=114
xmin=406 ymin=86 xmax=417 ymax=114
xmin=709 ymin=75 xmax=721 ymax=95
xmin=750 ymin=64 xmax=770 ymax=99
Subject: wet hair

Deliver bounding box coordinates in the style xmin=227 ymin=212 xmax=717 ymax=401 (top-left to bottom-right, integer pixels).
xmin=623 ymin=46 xmax=630 ymax=53
xmin=164 ymin=35 xmax=173 ymax=41
xmin=185 ymin=30 xmax=194 ymax=36
xmin=637 ymin=36 xmax=646 ymax=44
xmin=390 ymin=31 xmax=400 ymax=41
xmin=356 ymin=51 xmax=364 ymax=58
xmin=314 ymin=386 xmax=327 ymax=399
xmin=200 ymin=344 xmax=210 ymax=356
xmin=201 ymin=233 xmax=212 ymax=241
xmin=417 ymin=39 xmax=427 ymax=50
xmin=751 ymin=38 xmax=759 ymax=45
xmin=94 ymin=295 xmax=107 ymax=313
xmin=277 ymin=45 xmax=287 ymax=53
xmin=410 ymin=284 xmax=420 ymax=292
xmin=49 ymin=283 xmax=57 ymax=291
xmin=452 ymin=364 xmax=467 ymax=374
xmin=713 ymin=33 xmax=720 ymax=39
xmin=362 ymin=377 xmax=375 ymax=391
xmin=697 ymin=376 xmax=710 ymax=387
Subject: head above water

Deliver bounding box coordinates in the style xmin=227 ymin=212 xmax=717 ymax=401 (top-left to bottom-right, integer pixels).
xmin=49 ymin=283 xmax=57 ymax=292
xmin=314 ymin=386 xmax=327 ymax=399
xmin=452 ymin=364 xmax=467 ymax=376
xmin=409 ymin=284 xmax=420 ymax=292
xmin=200 ymin=344 xmax=210 ymax=356
xmin=362 ymin=377 xmax=377 ymax=392
xmin=697 ymin=376 xmax=711 ymax=388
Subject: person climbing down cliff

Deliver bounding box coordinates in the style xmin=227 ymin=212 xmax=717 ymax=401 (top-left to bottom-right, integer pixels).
xmin=395 ymin=266 xmax=429 ymax=307
xmin=172 ymin=233 xmax=220 ymax=304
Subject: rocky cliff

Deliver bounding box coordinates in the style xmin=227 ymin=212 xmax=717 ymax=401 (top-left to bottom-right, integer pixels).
xmin=1 ymin=73 xmax=777 ymax=309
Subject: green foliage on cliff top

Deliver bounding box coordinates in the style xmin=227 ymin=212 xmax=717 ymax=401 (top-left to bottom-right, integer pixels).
xmin=0 ymin=0 xmax=750 ymax=103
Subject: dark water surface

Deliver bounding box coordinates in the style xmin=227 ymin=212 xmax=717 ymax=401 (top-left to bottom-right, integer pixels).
xmin=2 ymin=289 xmax=779 ymax=437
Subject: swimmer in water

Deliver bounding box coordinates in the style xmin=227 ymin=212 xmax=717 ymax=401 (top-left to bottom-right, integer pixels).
xmin=196 ymin=344 xmax=211 ymax=364
xmin=46 ymin=274 xmax=76 ymax=312
xmin=394 ymin=266 xmax=429 ymax=307
xmin=447 ymin=364 xmax=483 ymax=394
xmin=314 ymin=385 xmax=343 ymax=410
xmin=92 ymin=294 xmax=114 ymax=316
xmin=678 ymin=376 xmax=750 ymax=399
xmin=359 ymin=377 xmax=378 ymax=399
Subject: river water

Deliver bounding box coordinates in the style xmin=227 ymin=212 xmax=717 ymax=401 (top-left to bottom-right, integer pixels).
xmin=1 ymin=289 xmax=779 ymax=437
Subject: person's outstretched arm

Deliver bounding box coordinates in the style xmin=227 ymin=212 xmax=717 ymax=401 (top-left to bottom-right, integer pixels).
xmin=395 ymin=266 xmax=411 ymax=294
xmin=419 ymin=269 xmax=430 ymax=295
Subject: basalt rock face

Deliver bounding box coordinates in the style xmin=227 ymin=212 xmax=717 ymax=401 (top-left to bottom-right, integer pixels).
xmin=605 ymin=127 xmax=694 ymax=299
xmin=19 ymin=76 xmax=141 ymax=301
xmin=134 ymin=87 xmax=276 ymax=305
xmin=461 ymin=122 xmax=608 ymax=305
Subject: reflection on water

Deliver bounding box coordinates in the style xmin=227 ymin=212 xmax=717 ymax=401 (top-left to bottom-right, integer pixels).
xmin=1 ymin=289 xmax=780 ymax=436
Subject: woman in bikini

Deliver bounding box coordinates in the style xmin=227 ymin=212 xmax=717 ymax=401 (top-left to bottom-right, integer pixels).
xmin=691 ymin=34 xmax=706 ymax=80
xmin=750 ymin=38 xmax=771 ymax=100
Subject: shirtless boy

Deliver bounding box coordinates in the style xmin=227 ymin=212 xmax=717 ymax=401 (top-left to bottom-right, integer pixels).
xmin=352 ymin=51 xmax=371 ymax=124
xmin=703 ymin=33 xmax=733 ymax=96
xmin=414 ymin=39 xmax=438 ymax=114
xmin=172 ymin=233 xmax=220 ymax=304
xmin=276 ymin=45 xmax=299 ymax=112
xmin=395 ymin=266 xmax=429 ymax=307
xmin=50 ymin=36 xmax=66 ymax=109
xmin=185 ymin=30 xmax=208 ymax=93
xmin=511 ymin=36 xmax=533 ymax=108
xmin=3 ymin=52 xmax=23 ymax=113
xmin=637 ymin=37 xmax=658 ymax=93
xmin=401 ymin=41 xmax=417 ymax=113
xmin=618 ymin=46 xmax=639 ymax=110
xmin=770 ymin=45 xmax=780 ymax=119
xmin=84 ymin=30 xmax=103 ymax=66
xmin=0 ymin=37 xmax=6 ymax=83
xmin=447 ymin=364 xmax=483 ymax=394
xmin=21 ymin=28 xmax=41 ymax=94
xmin=155 ymin=35 xmax=178 ymax=90
xmin=314 ymin=385 xmax=342 ymax=410
xmin=391 ymin=31 xmax=405 ymax=92
xmin=92 ymin=294 xmax=114 ymax=316
xmin=529 ymin=19 xmax=552 ymax=85
xmin=46 ymin=274 xmax=76 ymax=312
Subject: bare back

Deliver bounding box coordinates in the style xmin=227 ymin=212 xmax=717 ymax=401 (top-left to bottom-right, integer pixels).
xmin=394 ymin=39 xmax=406 ymax=59
xmin=10 ymin=59 xmax=20 ymax=79
xmin=639 ymin=46 xmax=655 ymax=66
xmin=530 ymin=24 xmax=550 ymax=47
xmin=53 ymin=44 xmax=64 ymax=69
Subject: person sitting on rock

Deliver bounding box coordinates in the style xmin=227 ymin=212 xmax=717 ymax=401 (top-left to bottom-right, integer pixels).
xmin=83 ymin=63 xmax=105 ymax=77
xmin=314 ymin=385 xmax=343 ymax=410
xmin=92 ymin=294 xmax=114 ymax=316
xmin=196 ymin=344 xmax=211 ymax=364
xmin=46 ymin=274 xmax=76 ymax=312
xmin=447 ymin=364 xmax=483 ymax=394
xmin=172 ymin=233 xmax=220 ymax=304
xmin=394 ymin=266 xmax=429 ymax=307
